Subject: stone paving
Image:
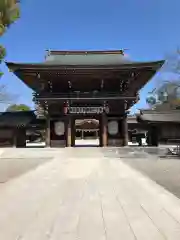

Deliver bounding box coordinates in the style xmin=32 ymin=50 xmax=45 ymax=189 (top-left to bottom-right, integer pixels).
xmin=1 ymin=148 xmax=180 ymax=239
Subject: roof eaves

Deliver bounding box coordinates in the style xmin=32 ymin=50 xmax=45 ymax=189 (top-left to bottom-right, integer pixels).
xmin=5 ymin=60 xmax=165 ymax=71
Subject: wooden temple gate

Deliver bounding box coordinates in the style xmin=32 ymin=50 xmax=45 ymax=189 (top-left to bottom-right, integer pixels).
xmin=6 ymin=50 xmax=164 ymax=148
xmin=44 ymin=106 xmax=129 ymax=147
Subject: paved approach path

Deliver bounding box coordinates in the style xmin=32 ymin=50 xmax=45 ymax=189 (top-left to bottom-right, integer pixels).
xmin=1 ymin=148 xmax=180 ymax=239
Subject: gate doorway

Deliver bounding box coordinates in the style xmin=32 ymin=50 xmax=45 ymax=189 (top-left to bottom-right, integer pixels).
xmin=74 ymin=118 xmax=100 ymax=147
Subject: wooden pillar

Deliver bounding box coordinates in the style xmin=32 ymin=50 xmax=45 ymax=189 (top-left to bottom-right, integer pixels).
xmin=71 ymin=118 xmax=75 ymax=147
xmin=122 ymin=115 xmax=128 ymax=146
xmin=66 ymin=116 xmax=71 ymax=147
xmin=16 ymin=127 xmax=26 ymax=148
xmin=13 ymin=128 xmax=17 ymax=147
xmin=150 ymin=125 xmax=159 ymax=147
xmin=96 ymin=130 xmax=98 ymax=139
xmin=46 ymin=117 xmax=51 ymax=147
xmin=146 ymin=128 xmax=151 ymax=146
xmin=102 ymin=114 xmax=108 ymax=147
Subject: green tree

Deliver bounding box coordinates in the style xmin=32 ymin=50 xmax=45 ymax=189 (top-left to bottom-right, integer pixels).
xmin=0 ymin=0 xmax=20 ymax=76
xmin=6 ymin=103 xmax=31 ymax=111
xmin=146 ymin=49 xmax=180 ymax=110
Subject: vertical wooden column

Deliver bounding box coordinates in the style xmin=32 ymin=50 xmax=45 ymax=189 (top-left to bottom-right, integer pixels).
xmin=146 ymin=127 xmax=151 ymax=146
xmin=71 ymin=117 xmax=76 ymax=147
xmin=13 ymin=128 xmax=17 ymax=147
xmin=150 ymin=125 xmax=159 ymax=147
xmin=96 ymin=130 xmax=98 ymax=139
xmin=66 ymin=116 xmax=72 ymax=147
xmin=16 ymin=127 xmax=26 ymax=148
xmin=46 ymin=117 xmax=51 ymax=147
xmin=102 ymin=114 xmax=108 ymax=147
xmin=122 ymin=114 xmax=128 ymax=146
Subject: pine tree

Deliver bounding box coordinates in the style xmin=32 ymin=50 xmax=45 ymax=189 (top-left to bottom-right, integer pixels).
xmin=0 ymin=0 xmax=20 ymax=76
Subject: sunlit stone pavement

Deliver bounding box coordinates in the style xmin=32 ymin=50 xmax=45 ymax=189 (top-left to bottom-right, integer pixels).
xmin=1 ymin=147 xmax=180 ymax=239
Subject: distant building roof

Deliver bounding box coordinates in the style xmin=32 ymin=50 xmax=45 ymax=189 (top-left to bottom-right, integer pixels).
xmin=127 ymin=115 xmax=138 ymax=124
xmin=137 ymin=109 xmax=180 ymax=123
xmin=0 ymin=111 xmax=36 ymax=127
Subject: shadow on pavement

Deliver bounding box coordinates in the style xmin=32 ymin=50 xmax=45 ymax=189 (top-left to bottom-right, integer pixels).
xmin=0 ymin=157 xmax=53 ymax=184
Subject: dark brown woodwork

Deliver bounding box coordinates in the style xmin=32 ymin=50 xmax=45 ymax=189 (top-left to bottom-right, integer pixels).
xmin=71 ymin=118 xmax=76 ymax=147
xmin=102 ymin=114 xmax=108 ymax=147
xmin=16 ymin=128 xmax=26 ymax=148
xmin=8 ymin=59 xmax=164 ymax=95
xmin=126 ymin=70 xmax=157 ymax=96
xmin=122 ymin=115 xmax=128 ymax=146
xmin=5 ymin=51 xmax=164 ymax=148
xmin=46 ymin=117 xmax=51 ymax=147
xmin=66 ymin=117 xmax=72 ymax=147
xmin=148 ymin=126 xmax=159 ymax=147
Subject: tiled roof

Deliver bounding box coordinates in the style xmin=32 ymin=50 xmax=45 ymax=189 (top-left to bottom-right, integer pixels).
xmin=44 ymin=50 xmax=130 ymax=65
xmin=0 ymin=111 xmax=35 ymax=127
xmin=127 ymin=116 xmax=138 ymax=124
xmin=138 ymin=109 xmax=180 ymax=123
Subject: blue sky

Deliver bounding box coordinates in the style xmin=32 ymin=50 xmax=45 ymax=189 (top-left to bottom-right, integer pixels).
xmin=1 ymin=0 xmax=180 ymax=111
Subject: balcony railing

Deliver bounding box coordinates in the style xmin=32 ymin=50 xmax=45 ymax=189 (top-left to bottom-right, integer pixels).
xmin=34 ymin=92 xmax=136 ymax=100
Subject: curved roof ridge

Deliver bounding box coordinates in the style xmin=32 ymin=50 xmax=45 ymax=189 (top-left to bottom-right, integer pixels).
xmin=46 ymin=49 xmax=125 ymax=56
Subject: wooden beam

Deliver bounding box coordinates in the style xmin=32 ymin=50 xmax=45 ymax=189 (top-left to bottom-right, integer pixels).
xmin=122 ymin=115 xmax=128 ymax=146
xmin=102 ymin=114 xmax=108 ymax=147
xmin=66 ymin=117 xmax=72 ymax=147
xmin=46 ymin=117 xmax=51 ymax=147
